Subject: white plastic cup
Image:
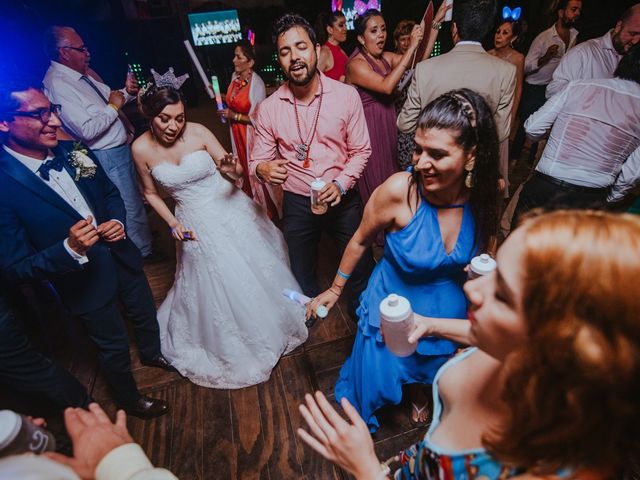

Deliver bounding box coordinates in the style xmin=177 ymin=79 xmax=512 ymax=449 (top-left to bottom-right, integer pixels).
xmin=379 ymin=294 xmax=416 ymax=357
xmin=444 ymin=0 xmax=454 ymax=22
xmin=0 ymin=410 xmax=56 ymax=458
xmin=468 ymin=253 xmax=497 ymax=279
xmin=310 ymin=178 xmax=328 ymax=215
xmin=282 ymin=289 xmax=328 ymax=318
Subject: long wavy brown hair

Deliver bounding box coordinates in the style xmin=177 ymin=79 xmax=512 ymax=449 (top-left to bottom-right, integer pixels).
xmin=484 ymin=210 xmax=640 ymax=477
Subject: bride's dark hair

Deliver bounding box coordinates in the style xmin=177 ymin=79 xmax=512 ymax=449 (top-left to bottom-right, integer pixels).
xmin=137 ymin=84 xmax=185 ymax=120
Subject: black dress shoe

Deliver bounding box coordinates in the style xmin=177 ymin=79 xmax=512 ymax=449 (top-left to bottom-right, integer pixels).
xmin=121 ymin=395 xmax=170 ymax=419
xmin=141 ymin=354 xmax=178 ymax=372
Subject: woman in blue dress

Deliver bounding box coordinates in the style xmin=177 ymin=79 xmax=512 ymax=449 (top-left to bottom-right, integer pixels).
xmin=308 ymin=89 xmax=500 ymax=430
xmin=299 ymin=210 xmax=640 ymax=479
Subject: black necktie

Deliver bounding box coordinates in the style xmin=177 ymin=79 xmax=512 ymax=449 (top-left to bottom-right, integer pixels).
xmin=37 ymin=156 xmax=65 ymax=181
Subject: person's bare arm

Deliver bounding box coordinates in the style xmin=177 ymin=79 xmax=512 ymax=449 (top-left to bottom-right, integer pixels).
xmin=131 ymin=138 xmax=191 ymax=241
xmin=346 ymin=25 xmax=423 ymax=96
xmin=307 ymin=173 xmax=410 ymax=317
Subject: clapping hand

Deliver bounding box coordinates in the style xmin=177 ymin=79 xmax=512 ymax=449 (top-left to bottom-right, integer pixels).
xmin=45 ymin=403 xmax=134 ymax=480
xmin=297 ymin=392 xmax=382 ymax=480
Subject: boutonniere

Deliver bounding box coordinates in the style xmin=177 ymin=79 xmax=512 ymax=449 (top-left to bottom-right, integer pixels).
xmin=68 ymin=142 xmax=97 ymax=181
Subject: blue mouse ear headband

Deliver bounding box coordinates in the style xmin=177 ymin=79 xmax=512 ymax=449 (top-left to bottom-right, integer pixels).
xmin=502 ymin=6 xmax=522 ymax=20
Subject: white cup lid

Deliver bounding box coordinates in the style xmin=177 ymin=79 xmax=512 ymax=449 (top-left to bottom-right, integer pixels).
xmin=311 ymin=178 xmax=326 ymax=190
xmin=0 ymin=410 xmax=21 ymax=450
xmin=379 ymin=294 xmax=412 ymax=321
xmin=469 ymin=253 xmax=497 ymax=275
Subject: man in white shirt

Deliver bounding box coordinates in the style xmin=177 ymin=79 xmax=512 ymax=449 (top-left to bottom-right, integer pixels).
xmin=511 ymin=0 xmax=581 ymax=160
xmin=511 ymin=44 xmax=640 ymax=226
xmin=546 ymin=3 xmax=640 ymax=98
xmin=42 ymin=26 xmax=154 ymax=259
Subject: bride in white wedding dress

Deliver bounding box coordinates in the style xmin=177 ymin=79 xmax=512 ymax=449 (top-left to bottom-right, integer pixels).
xmin=132 ymin=84 xmax=307 ymax=388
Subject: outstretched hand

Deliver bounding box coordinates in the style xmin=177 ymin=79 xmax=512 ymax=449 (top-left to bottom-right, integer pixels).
xmin=306 ymin=287 xmax=340 ymax=321
xmin=297 ymin=392 xmax=382 ymax=480
xmin=45 ymin=403 xmax=134 ymax=480
xmin=218 ymin=153 xmax=240 ymax=176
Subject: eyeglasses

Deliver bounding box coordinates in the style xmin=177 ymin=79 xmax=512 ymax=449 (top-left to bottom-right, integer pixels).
xmin=6 ymin=104 xmax=62 ymax=123
xmin=60 ymin=45 xmax=89 ymax=54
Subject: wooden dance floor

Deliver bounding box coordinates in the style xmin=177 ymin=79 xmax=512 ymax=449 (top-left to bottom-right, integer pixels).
xmin=85 ymin=234 xmax=423 ymax=480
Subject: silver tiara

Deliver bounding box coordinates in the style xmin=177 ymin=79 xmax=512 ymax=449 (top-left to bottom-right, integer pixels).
xmin=151 ymin=67 xmax=190 ymax=89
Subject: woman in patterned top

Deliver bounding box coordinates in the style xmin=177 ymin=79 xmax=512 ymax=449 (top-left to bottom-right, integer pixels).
xmin=297 ymin=209 xmax=640 ymax=480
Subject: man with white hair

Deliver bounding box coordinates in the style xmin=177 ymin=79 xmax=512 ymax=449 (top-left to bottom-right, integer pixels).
xmin=41 ymin=26 xmax=155 ymax=260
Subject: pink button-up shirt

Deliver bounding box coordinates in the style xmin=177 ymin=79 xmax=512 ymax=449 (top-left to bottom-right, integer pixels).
xmin=249 ymin=73 xmax=371 ymax=196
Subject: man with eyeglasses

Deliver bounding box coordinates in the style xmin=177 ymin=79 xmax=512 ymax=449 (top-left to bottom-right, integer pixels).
xmin=42 ymin=26 xmax=156 ymax=261
xmin=0 ymin=79 xmax=172 ymax=418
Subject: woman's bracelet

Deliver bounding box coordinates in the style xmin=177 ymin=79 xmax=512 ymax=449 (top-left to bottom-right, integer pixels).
xmin=337 ymin=269 xmax=351 ymax=280
xmin=329 ymin=285 xmax=343 ymax=297
xmin=432 ymin=20 xmax=442 ymax=30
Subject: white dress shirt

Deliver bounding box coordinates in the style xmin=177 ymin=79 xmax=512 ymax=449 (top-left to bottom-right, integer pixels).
xmin=3 ymin=145 xmax=94 ymax=263
xmin=43 ymin=61 xmax=133 ymax=150
xmin=525 ymin=78 xmax=640 ymax=201
xmin=524 ymin=24 xmax=578 ymax=85
xmin=546 ymin=30 xmax=622 ymax=98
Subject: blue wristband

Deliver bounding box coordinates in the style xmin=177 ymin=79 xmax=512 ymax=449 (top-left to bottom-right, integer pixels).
xmin=337 ymin=269 xmax=351 ymax=280
xmin=332 ymin=179 xmax=346 ymax=196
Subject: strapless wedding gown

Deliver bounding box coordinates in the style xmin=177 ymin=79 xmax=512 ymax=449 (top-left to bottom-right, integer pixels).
xmin=151 ymin=150 xmax=308 ymax=388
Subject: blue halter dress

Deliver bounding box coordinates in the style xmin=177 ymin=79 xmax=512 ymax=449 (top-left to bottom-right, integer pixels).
xmin=335 ymin=187 xmax=477 ymax=431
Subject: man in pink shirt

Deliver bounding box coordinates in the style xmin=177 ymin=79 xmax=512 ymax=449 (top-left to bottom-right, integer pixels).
xmin=250 ymin=13 xmax=373 ymax=320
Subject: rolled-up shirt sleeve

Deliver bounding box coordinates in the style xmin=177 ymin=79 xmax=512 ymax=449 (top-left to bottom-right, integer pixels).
xmin=608 ymin=146 xmax=640 ymax=202
xmin=335 ymin=90 xmax=371 ymax=191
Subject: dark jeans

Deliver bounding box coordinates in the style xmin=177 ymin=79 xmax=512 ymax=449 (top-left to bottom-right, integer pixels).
xmin=511 ymin=83 xmax=548 ymax=161
xmin=283 ymin=190 xmax=375 ymax=319
xmin=76 ymin=258 xmax=161 ymax=405
xmin=511 ymin=172 xmax=608 ymax=229
xmin=0 ymin=293 xmax=91 ymax=409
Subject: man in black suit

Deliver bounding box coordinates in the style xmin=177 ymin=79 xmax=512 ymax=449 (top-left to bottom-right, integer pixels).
xmin=0 ymin=289 xmax=91 ymax=408
xmin=0 ymin=79 xmax=171 ymax=418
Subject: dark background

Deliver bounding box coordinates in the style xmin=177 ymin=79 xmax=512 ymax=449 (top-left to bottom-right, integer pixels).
xmin=0 ymin=0 xmax=635 ymax=103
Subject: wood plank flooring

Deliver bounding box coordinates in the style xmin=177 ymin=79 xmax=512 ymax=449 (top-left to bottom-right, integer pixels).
xmin=75 ymin=231 xmax=422 ymax=480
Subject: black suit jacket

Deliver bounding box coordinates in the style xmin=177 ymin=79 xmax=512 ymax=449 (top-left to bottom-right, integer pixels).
xmin=0 ymin=141 xmax=143 ymax=314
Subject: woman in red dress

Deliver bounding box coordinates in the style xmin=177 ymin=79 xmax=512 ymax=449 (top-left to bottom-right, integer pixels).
xmin=316 ymin=10 xmax=349 ymax=82
xmin=218 ymin=41 xmax=280 ymax=219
